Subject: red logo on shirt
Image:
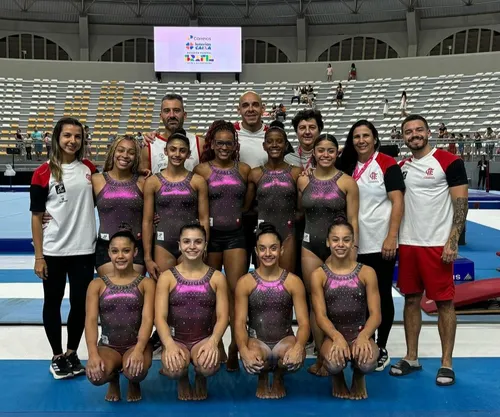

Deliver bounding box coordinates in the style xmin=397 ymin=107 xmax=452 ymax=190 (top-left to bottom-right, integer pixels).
xmin=425 ymin=168 xmax=434 ymax=176
xmin=369 ymin=172 xmax=378 ymax=181
xmin=86 ymin=173 xmax=91 ymax=183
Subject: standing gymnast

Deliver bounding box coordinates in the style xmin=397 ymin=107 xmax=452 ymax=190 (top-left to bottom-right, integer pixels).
xmin=337 ymin=120 xmax=405 ymax=371
xmin=30 ymin=117 xmax=97 ymax=379
xmin=85 ymin=228 xmax=155 ymax=402
xmin=94 ymin=135 xmax=146 ymax=277
xmin=155 ymin=224 xmax=229 ymax=401
xmin=297 ymin=133 xmax=359 ymax=376
xmin=246 ymin=121 xmax=301 ymax=273
xmin=142 ymin=130 xmax=209 ymax=279
xmin=311 ymin=219 xmax=381 ymax=400
xmin=194 ymin=120 xmax=252 ymax=371
xmin=235 ymin=222 xmax=309 ymax=399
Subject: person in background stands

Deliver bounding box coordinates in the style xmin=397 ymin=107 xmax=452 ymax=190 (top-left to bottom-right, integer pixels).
xmin=30 ymin=117 xmax=97 ymax=380
xmin=327 ymin=64 xmax=333 ymax=82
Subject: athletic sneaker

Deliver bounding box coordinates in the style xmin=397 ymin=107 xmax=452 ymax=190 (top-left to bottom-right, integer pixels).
xmin=66 ymin=351 xmax=85 ymax=376
xmin=375 ymin=348 xmax=390 ymax=372
xmin=50 ymin=355 xmax=73 ymax=380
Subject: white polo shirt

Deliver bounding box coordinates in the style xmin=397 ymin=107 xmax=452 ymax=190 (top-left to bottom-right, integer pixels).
xmin=399 ymin=148 xmax=468 ymax=247
xmin=148 ymin=132 xmax=201 ymax=174
xmin=356 ymin=152 xmax=405 ymax=254
xmin=30 ymin=159 xmax=97 ymax=256
xmin=234 ymin=121 xmax=268 ymax=168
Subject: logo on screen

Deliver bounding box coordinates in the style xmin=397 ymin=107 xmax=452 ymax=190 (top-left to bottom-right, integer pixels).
xmin=184 ymin=54 xmax=215 ymax=63
xmin=185 ymin=42 xmax=194 ymax=50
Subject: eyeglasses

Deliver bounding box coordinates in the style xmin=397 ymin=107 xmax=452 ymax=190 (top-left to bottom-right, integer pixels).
xmin=214 ymin=140 xmax=235 ymax=148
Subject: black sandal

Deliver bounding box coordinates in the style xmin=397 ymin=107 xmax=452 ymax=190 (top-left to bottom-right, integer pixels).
xmin=389 ymin=359 xmax=422 ymax=377
xmin=436 ymin=367 xmax=455 ymax=386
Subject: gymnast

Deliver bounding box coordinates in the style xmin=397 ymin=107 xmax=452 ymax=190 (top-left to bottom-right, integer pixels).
xmin=85 ymin=227 xmax=156 ymax=402
xmin=235 ymin=222 xmax=310 ymax=399
xmin=311 ymin=219 xmax=381 ymax=400
xmin=155 ymin=223 xmax=229 ymax=401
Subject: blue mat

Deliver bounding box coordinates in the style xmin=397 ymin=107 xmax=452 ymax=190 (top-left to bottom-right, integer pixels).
xmin=0 ymin=358 xmax=498 ymax=416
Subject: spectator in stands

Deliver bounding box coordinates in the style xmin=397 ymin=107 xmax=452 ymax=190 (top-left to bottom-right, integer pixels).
xmin=400 ymin=91 xmax=408 ymax=117
xmin=32 ymin=127 xmax=43 ymax=161
xmin=335 ymin=83 xmax=344 ymax=108
xmin=327 ymin=63 xmax=333 ymax=82
xmin=438 ymin=123 xmax=448 ymax=138
xmin=270 ymin=104 xmax=277 ymax=120
xmin=448 ymin=133 xmax=456 ymax=155
xmin=457 ymin=133 xmax=465 ymax=158
xmin=15 ymin=129 xmax=24 ymax=160
xmin=464 ymin=134 xmax=472 ymax=161
xmin=383 ymin=99 xmax=389 ymax=117
xmin=484 ymin=127 xmax=496 ymax=158
xmin=390 ymin=126 xmax=398 ymax=140
xmin=44 ymin=132 xmax=52 ymax=159
xmin=474 ymin=132 xmax=482 ymax=157
xmin=84 ymin=125 xmax=92 ymax=160
xmin=24 ymin=133 xmax=33 ymax=161
xmin=477 ymin=155 xmax=488 ymax=190
xmin=291 ymin=86 xmax=301 ymax=104
xmin=275 ymin=104 xmax=287 ymax=123
xmin=348 ymin=63 xmax=357 ymax=81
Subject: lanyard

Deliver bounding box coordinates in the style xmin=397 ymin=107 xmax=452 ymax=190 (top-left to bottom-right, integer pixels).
xmin=298 ymin=147 xmax=313 ymax=171
xmin=352 ymin=152 xmax=377 ymax=182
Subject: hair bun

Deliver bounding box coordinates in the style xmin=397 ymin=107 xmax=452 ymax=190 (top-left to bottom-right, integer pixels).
xmin=258 ymin=221 xmax=277 ymax=234
xmin=269 ymin=120 xmax=285 ymax=130
xmin=172 ymin=128 xmax=187 ymax=137
xmin=117 ymin=222 xmax=133 ymax=233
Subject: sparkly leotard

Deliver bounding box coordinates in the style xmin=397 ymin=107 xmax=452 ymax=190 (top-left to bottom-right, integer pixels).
xmin=247 ymin=269 xmax=294 ymax=349
xmin=302 ymin=171 xmax=346 ymax=260
xmin=256 ymin=166 xmax=296 ymax=240
xmin=322 ymin=263 xmax=366 ymax=343
xmin=98 ymin=275 xmax=145 ymax=355
xmin=168 ymin=267 xmax=216 ymax=350
xmin=155 ymin=172 xmax=198 ymax=258
xmin=96 ymin=173 xmax=143 ymax=240
xmin=207 ymin=162 xmax=246 ymax=231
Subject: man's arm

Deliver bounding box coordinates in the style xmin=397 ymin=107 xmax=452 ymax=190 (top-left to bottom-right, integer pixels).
xmin=446 ymin=185 xmax=468 ymax=253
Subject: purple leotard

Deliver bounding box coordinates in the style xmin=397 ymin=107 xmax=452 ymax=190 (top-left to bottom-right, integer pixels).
xmin=96 ymin=173 xmax=143 ymax=239
xmin=168 ymin=266 xmax=216 ymax=350
xmin=155 ymin=172 xmax=198 ymax=258
xmin=247 ymin=269 xmax=294 ymax=349
xmin=322 ymin=263 xmax=365 ymax=343
xmin=98 ymin=275 xmax=145 ymax=355
xmin=256 ymin=165 xmax=296 ymax=239
xmin=302 ymin=171 xmax=346 ymax=260
xmin=207 ymin=162 xmax=246 ymax=231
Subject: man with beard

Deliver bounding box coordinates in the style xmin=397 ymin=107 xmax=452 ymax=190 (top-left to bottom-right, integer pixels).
xmin=140 ymin=93 xmax=203 ymax=174
xmin=390 ymin=115 xmax=468 ymax=387
xmin=285 ymin=109 xmax=324 ymax=169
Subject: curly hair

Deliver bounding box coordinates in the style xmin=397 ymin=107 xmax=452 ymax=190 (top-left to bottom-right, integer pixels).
xmin=103 ymin=135 xmax=141 ymax=173
xmin=200 ymin=120 xmax=240 ymax=163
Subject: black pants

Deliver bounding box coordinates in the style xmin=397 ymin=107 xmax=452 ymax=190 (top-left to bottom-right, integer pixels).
xmin=243 ymin=211 xmax=258 ymax=271
xmin=43 ymin=254 xmax=95 ymax=356
xmin=478 ymin=171 xmax=486 ymax=189
xmin=26 ymin=146 xmax=32 ymax=160
xmin=357 ymin=252 xmax=396 ymax=349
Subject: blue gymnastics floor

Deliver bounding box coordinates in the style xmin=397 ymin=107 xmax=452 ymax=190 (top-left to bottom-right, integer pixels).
xmin=0 ymin=358 xmax=499 ymax=417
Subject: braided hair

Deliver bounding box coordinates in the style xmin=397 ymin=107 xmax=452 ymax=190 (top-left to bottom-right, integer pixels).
xmin=200 ymin=120 xmax=240 ymax=163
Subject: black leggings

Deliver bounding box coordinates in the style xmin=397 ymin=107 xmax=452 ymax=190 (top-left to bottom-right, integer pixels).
xmin=43 ymin=254 xmax=95 ymax=356
xmin=478 ymin=171 xmax=486 ymax=189
xmin=357 ymin=252 xmax=396 ymax=349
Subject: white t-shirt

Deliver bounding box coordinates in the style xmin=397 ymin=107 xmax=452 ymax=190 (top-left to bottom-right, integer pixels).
xmin=148 ymin=132 xmax=201 ymax=174
xmin=399 ymin=148 xmax=468 ymax=247
xmin=284 ymin=147 xmax=313 ymax=170
xmin=356 ymin=152 xmax=405 ymax=254
xmin=30 ymin=159 xmax=97 ymax=256
xmin=234 ymin=121 xmax=268 ymax=168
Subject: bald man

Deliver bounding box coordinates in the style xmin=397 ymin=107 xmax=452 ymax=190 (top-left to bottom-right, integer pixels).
xmin=234 ymin=91 xmax=268 ymax=169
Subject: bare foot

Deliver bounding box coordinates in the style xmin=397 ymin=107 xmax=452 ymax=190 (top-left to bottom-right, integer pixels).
xmin=105 ymin=375 xmax=121 ymax=402
xmin=269 ymin=369 xmax=286 ymax=399
xmin=307 ymin=360 xmax=329 ymax=377
xmin=218 ymin=341 xmax=228 ymax=364
xmin=192 ymin=374 xmax=208 ymax=401
xmin=177 ymin=375 xmax=193 ymax=401
xmin=350 ymin=369 xmax=368 ymax=400
xmin=226 ymin=344 xmax=239 ymax=372
xmin=332 ymin=372 xmax=350 ymax=399
xmin=256 ymin=372 xmax=271 ymax=399
xmin=127 ymin=381 xmax=142 ymax=402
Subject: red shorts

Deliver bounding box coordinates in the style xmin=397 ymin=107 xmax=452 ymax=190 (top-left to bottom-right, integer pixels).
xmin=397 ymin=244 xmax=455 ymax=301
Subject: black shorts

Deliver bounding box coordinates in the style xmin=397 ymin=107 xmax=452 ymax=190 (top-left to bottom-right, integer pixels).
xmin=95 ymin=238 xmax=145 ymax=269
xmin=208 ymin=227 xmax=246 ymax=253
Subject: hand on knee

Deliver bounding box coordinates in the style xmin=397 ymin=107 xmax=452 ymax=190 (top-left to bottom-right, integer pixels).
xmin=123 ymin=368 xmax=149 ymax=383
xmin=195 ymin=363 xmax=220 ymax=377
xmin=354 ymin=358 xmax=377 ymax=374
xmin=323 ymin=358 xmax=347 ymax=375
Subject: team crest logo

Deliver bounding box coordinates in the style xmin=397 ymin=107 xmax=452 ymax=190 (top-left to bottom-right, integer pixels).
xmin=424 ymin=167 xmax=435 ymax=179
xmin=369 ymin=172 xmax=378 ymax=181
